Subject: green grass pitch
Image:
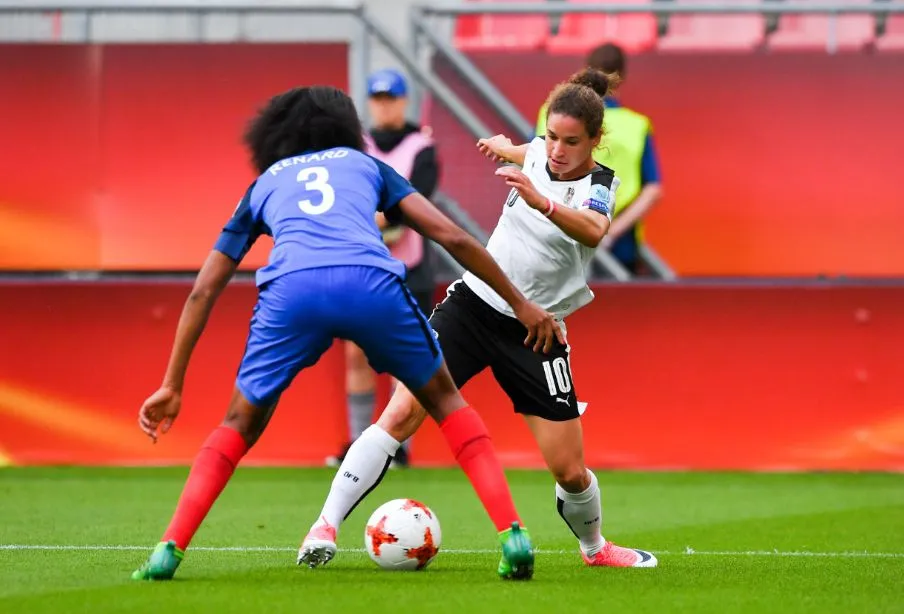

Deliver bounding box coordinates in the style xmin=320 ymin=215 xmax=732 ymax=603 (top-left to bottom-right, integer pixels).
xmin=1 ymin=467 xmax=902 ymax=613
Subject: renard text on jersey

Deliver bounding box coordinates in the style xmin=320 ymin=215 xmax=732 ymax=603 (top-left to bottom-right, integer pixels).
xmin=268 ymin=149 xmax=350 ymax=176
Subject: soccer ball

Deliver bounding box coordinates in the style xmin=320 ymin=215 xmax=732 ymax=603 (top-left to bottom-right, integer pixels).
xmin=364 ymin=498 xmax=442 ymax=570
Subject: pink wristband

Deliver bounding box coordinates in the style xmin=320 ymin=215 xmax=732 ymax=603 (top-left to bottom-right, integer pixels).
xmin=543 ymin=198 xmax=557 ymax=218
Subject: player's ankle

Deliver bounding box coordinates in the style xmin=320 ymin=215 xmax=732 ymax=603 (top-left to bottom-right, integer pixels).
xmin=580 ymin=539 xmax=605 ymax=557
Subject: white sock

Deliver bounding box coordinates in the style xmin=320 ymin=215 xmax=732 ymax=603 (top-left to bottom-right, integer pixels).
xmin=315 ymin=425 xmax=401 ymax=530
xmin=555 ymin=469 xmax=605 ymax=556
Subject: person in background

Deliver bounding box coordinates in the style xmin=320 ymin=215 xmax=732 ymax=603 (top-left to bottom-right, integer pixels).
xmin=536 ymin=43 xmax=663 ymax=274
xmin=328 ymin=68 xmax=440 ymax=469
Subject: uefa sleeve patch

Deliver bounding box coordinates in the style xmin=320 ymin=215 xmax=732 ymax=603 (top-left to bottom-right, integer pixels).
xmin=581 ymin=183 xmax=612 ymax=217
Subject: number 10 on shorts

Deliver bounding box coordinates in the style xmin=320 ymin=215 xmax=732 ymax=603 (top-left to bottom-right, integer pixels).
xmin=542 ymin=357 xmax=572 ymax=396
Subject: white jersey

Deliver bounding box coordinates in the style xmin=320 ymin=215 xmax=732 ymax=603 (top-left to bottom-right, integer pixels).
xmin=462 ymin=137 xmax=619 ymax=321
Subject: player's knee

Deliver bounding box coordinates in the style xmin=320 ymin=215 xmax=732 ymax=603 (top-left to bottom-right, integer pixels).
xmin=222 ymin=416 xmax=259 ymax=446
xmin=377 ymin=390 xmax=425 ymax=441
xmin=409 ymin=364 xmax=467 ymax=424
xmin=222 ymin=402 xmax=269 ymax=447
xmin=552 ymin=464 xmax=590 ymax=493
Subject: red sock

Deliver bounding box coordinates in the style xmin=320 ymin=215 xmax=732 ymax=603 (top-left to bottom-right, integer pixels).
xmin=440 ymin=406 xmax=521 ymax=532
xmin=162 ymin=425 xmax=248 ymax=550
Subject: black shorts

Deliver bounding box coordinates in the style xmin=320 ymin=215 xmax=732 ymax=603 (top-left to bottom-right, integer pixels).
xmin=429 ymin=281 xmax=579 ymax=421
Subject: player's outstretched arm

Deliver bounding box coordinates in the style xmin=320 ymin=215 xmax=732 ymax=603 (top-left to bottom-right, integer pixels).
xmin=495 ymin=167 xmax=610 ymax=248
xmin=161 ymin=250 xmax=237 ymax=391
xmin=138 ymin=250 xmax=237 ymax=442
xmin=477 ymin=134 xmax=529 ymax=167
xmin=397 ymin=193 xmax=565 ymax=353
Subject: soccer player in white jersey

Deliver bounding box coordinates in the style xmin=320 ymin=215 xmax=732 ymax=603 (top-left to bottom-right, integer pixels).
xmin=299 ymin=68 xmax=657 ymax=570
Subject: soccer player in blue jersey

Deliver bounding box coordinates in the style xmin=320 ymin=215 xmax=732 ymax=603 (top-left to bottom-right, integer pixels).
xmin=131 ymin=86 xmax=560 ymax=581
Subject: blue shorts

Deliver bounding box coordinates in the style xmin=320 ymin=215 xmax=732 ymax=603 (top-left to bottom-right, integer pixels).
xmin=236 ymin=265 xmax=443 ymax=408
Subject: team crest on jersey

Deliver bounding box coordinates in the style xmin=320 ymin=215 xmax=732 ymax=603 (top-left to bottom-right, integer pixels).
xmin=582 ymin=183 xmax=612 ymax=216
xmin=564 ymin=187 xmax=575 ymax=206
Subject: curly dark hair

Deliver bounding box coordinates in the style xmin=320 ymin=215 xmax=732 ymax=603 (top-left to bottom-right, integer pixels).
xmin=244 ymin=86 xmax=365 ymax=174
xmin=546 ymin=67 xmax=618 ymax=139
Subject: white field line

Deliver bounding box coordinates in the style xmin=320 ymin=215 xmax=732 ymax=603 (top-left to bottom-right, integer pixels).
xmin=1 ymin=544 xmax=902 ymax=558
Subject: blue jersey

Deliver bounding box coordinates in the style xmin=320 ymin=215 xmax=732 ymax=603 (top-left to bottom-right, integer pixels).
xmin=214 ymin=147 xmax=416 ymax=286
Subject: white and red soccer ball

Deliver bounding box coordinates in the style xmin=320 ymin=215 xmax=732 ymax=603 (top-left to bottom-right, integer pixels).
xmin=364 ymin=499 xmax=442 ymax=570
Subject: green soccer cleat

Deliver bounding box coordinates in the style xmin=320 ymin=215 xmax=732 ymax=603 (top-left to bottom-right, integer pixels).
xmin=131 ymin=540 xmax=184 ymax=581
xmin=497 ymin=522 xmax=534 ymax=580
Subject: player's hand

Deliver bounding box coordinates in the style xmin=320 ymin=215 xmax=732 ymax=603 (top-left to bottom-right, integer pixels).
xmin=477 ymin=134 xmax=514 ymax=163
xmin=513 ymin=300 xmax=567 ymax=354
xmin=495 ymin=167 xmax=545 ymax=211
xmin=138 ymin=386 xmax=182 ymax=443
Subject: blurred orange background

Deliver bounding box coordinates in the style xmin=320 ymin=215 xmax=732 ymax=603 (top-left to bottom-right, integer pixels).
xmin=1 ymin=282 xmax=901 ymax=470
xmin=2 ymin=46 xmax=903 ymax=275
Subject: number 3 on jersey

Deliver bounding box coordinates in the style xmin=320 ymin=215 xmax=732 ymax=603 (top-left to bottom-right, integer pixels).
xmin=297 ymin=166 xmax=335 ymax=215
